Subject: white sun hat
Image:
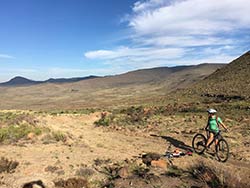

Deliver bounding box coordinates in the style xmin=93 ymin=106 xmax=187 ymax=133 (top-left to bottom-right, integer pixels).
xmin=207 ymin=108 xmax=217 ymax=114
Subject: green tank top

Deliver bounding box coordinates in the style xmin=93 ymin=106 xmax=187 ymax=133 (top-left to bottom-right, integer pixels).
xmin=208 ymin=116 xmax=222 ymax=133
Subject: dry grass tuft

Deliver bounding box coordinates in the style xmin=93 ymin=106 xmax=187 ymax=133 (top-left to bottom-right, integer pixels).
xmin=54 ymin=177 xmax=88 ymax=188
xmin=188 ymin=160 xmax=250 ymax=188
xmin=0 ymin=157 xmax=19 ymax=173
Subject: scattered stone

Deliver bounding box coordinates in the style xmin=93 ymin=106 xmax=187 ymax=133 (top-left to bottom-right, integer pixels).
xmin=54 ymin=178 xmax=88 ymax=188
xmin=118 ymin=166 xmax=130 ymax=178
xmin=56 ymin=170 xmax=65 ymax=176
xmin=151 ymin=159 xmax=168 ymax=169
xmin=142 ymin=153 xmax=161 ymax=166
xmin=0 ymin=181 xmax=7 ymax=186
xmin=75 ymin=167 xmax=95 ymax=177
xmin=27 ymin=132 xmax=36 ymax=140
xmin=244 ymin=141 xmax=250 ymax=147
xmin=93 ymin=158 xmax=111 ymax=166
xmin=45 ymin=165 xmax=60 ymax=173
xmin=22 ymin=180 xmax=45 ymax=188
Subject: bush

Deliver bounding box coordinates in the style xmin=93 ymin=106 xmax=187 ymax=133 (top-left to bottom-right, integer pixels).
xmin=189 ymin=161 xmax=221 ymax=188
xmin=0 ymin=157 xmax=19 ymax=173
xmin=52 ymin=131 xmax=67 ymax=142
xmin=0 ymin=112 xmax=37 ymax=126
xmin=165 ymin=165 xmax=183 ymax=177
xmin=94 ymin=113 xmax=113 ymax=127
xmin=188 ymin=161 xmax=249 ymax=188
xmin=116 ymin=106 xmax=153 ymax=126
xmin=47 ymin=108 xmax=96 ymax=116
xmin=0 ymin=124 xmax=42 ymax=143
xmin=54 ymin=178 xmax=89 ymax=188
xmin=125 ymin=106 xmax=148 ymax=123
xmin=131 ymin=164 xmax=149 ymax=178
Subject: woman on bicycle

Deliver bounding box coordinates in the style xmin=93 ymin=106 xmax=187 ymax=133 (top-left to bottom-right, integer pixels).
xmin=205 ymin=109 xmax=228 ymax=148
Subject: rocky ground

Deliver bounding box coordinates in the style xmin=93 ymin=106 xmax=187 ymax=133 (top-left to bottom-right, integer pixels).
xmin=0 ymin=110 xmax=249 ymax=188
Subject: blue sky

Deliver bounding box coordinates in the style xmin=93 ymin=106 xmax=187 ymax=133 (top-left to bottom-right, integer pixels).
xmin=0 ymin=0 xmax=250 ymax=82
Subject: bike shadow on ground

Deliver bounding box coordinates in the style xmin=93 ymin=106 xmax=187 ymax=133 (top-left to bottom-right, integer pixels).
xmin=150 ymin=134 xmax=192 ymax=151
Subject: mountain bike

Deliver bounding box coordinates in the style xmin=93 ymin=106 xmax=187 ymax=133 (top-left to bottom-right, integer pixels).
xmin=192 ymin=129 xmax=229 ymax=162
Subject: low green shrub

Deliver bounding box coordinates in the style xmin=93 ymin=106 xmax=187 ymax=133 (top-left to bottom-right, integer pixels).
xmin=131 ymin=164 xmax=149 ymax=178
xmin=94 ymin=114 xmax=113 ymax=127
xmin=52 ymin=131 xmax=67 ymax=142
xmin=0 ymin=112 xmax=37 ymax=126
xmin=165 ymin=165 xmax=184 ymax=177
xmin=0 ymin=124 xmax=42 ymax=143
xmin=47 ymin=108 xmax=97 ymax=116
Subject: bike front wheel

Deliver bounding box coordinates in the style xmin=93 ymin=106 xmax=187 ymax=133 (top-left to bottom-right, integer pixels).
xmin=216 ymin=139 xmax=229 ymax=162
xmin=192 ymin=134 xmax=207 ymax=154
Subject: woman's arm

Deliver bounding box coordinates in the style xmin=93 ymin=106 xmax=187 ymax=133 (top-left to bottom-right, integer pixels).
xmin=219 ymin=122 xmax=228 ymax=131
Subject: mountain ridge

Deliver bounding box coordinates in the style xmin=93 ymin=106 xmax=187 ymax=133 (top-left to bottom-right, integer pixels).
xmin=0 ymin=75 xmax=100 ymax=87
xmin=0 ymin=63 xmax=225 ymax=110
xmin=0 ymin=63 xmax=224 ymax=87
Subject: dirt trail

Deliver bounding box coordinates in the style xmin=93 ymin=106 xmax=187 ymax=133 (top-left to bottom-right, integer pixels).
xmin=0 ymin=113 xmax=166 ymax=188
xmin=43 ymin=113 xmax=166 ymax=158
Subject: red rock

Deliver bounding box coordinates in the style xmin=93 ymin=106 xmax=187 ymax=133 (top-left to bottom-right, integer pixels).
xmin=151 ymin=159 xmax=168 ymax=169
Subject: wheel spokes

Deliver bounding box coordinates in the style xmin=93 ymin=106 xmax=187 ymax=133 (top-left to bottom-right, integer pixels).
xmin=216 ymin=140 xmax=229 ymax=162
xmin=193 ymin=134 xmax=206 ymax=154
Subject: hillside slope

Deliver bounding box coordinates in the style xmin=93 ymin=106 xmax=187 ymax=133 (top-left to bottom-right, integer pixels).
xmin=71 ymin=64 xmax=223 ymax=89
xmin=188 ymin=51 xmax=250 ymax=99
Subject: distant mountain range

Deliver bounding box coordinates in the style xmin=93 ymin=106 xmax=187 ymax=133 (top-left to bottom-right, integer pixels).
xmin=1 ymin=51 xmax=249 ymax=110
xmin=0 ymin=75 xmax=99 ymax=86
xmin=0 ymin=64 xmax=224 ymax=87
xmin=0 ymin=63 xmax=225 ymax=109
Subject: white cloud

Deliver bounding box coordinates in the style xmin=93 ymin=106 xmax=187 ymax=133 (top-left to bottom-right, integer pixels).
xmin=133 ymin=0 xmax=167 ymax=12
xmin=130 ymin=0 xmax=250 ymax=36
xmin=133 ymin=36 xmax=234 ymax=47
xmin=85 ymin=46 xmax=185 ymax=60
xmin=129 ymin=0 xmax=250 ymax=52
xmin=85 ymin=0 xmax=250 ymax=69
xmin=172 ymin=54 xmax=238 ymax=65
xmin=85 ymin=46 xmax=189 ymax=70
xmin=0 ymin=54 xmax=15 ymax=59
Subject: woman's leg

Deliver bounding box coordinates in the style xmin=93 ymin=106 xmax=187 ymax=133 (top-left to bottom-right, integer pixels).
xmin=214 ymin=132 xmax=219 ymax=146
xmin=206 ymin=132 xmax=214 ymax=147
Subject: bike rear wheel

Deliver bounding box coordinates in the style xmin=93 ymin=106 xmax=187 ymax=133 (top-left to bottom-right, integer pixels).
xmin=216 ymin=139 xmax=229 ymax=162
xmin=192 ymin=134 xmax=207 ymax=154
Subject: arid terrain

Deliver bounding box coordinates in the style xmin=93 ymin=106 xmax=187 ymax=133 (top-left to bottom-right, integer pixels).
xmin=1 ymin=0 xmax=249 ymax=187
xmin=0 ymin=52 xmax=249 ymax=188
xmin=0 ymin=63 xmax=223 ymax=110
xmin=0 ymin=108 xmax=249 ymax=188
